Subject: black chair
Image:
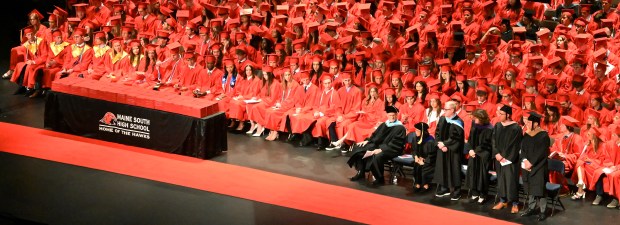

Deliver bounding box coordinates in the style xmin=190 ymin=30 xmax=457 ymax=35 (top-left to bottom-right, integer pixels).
xmin=541 ymin=20 xmax=559 ymax=32
xmin=547 ymin=159 xmax=567 ymax=216
xmin=391 ymin=155 xmax=413 ymax=181
xmin=543 ymin=10 xmax=556 ymax=20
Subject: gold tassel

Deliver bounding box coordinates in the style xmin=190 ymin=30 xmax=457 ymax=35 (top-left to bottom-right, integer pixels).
xmin=417 ymin=131 xmax=423 ymax=145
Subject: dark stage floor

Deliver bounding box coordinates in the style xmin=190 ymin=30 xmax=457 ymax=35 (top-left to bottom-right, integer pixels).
xmin=1 ymin=72 xmax=619 ymax=225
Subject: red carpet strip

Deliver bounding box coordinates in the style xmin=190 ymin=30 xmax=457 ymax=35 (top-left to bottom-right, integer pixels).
xmin=0 ymin=122 xmax=515 ymax=225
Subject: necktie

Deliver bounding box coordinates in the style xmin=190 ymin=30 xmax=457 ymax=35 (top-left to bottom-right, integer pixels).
xmin=305 ymin=86 xmax=309 ymax=92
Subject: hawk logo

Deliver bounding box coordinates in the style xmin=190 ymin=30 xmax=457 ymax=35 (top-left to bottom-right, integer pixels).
xmin=100 ymin=112 xmax=118 ymax=125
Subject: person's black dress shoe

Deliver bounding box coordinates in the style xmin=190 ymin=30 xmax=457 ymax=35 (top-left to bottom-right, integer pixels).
xmin=372 ymin=178 xmax=385 ymax=186
xmin=350 ymin=171 xmax=364 ymax=181
xmin=13 ymin=86 xmax=26 ymax=95
xmin=24 ymin=89 xmax=34 ymax=97
xmin=537 ymin=213 xmax=547 ymax=221
xmin=285 ymin=134 xmax=297 ymax=142
xmin=520 ymin=209 xmax=536 ymax=217
xmin=29 ymin=89 xmax=42 ymax=98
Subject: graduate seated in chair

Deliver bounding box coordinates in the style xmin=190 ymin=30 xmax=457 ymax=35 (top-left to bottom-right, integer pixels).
xmin=347 ymin=106 xmax=407 ymax=185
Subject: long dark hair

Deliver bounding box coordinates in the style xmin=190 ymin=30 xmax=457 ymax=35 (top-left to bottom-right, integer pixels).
xmin=544 ymin=106 xmax=560 ymax=123
xmin=277 ymin=48 xmax=287 ymax=65
xmin=354 ymin=59 xmax=369 ymax=83
xmin=224 ymin=65 xmax=238 ymax=79
xmin=505 ymin=0 xmax=522 ymax=11
xmin=145 ymin=49 xmax=157 ymax=72
xmin=415 ymin=81 xmax=428 ymax=104
xmin=129 ymin=46 xmax=143 ymax=69
xmin=309 ymin=62 xmax=323 ymax=81
xmin=262 ymin=71 xmax=275 ymax=96
xmin=455 ymin=78 xmax=470 ymax=95
xmin=365 ymin=87 xmax=379 ymax=105
xmin=385 ymin=94 xmax=398 ymax=106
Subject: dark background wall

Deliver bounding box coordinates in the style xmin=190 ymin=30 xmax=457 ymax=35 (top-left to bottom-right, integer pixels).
xmin=0 ymin=0 xmax=68 ymax=62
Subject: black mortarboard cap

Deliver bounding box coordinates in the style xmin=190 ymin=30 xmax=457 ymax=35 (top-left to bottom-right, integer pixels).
xmin=385 ymin=105 xmax=399 ymax=113
xmin=500 ymin=105 xmax=512 ymax=115
xmin=528 ymin=111 xmax=542 ymax=123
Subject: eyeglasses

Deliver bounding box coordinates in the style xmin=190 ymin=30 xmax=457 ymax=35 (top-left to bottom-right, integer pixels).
xmin=443 ymin=108 xmax=453 ymax=111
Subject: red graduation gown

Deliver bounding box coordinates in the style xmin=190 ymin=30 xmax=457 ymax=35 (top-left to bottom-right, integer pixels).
xmin=346 ymin=99 xmax=386 ymax=143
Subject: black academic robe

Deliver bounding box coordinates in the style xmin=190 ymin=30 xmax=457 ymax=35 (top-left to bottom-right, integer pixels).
xmin=347 ymin=123 xmax=407 ymax=179
xmin=521 ymin=130 xmax=550 ymax=197
xmin=492 ymin=122 xmax=523 ymax=202
xmin=432 ymin=115 xmax=465 ymax=188
xmin=412 ymin=134 xmax=437 ymax=185
xmin=464 ymin=123 xmax=494 ymax=193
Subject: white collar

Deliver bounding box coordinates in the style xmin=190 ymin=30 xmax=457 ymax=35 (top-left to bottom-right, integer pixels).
xmin=576 ymin=89 xmax=585 ymax=95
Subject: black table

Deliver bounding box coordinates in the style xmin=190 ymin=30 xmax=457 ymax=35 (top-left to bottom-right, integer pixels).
xmin=44 ymin=91 xmax=227 ymax=159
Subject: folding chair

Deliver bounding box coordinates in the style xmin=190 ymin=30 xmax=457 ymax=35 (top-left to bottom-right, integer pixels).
xmin=547 ymin=159 xmax=567 ymax=216
xmin=392 ymin=155 xmax=413 ymax=180
xmin=540 ymin=20 xmax=559 ymax=32
xmin=543 ymin=10 xmax=556 ymax=20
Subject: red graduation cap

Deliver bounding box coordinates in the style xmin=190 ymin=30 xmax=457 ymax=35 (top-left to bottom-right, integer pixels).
xmin=93 ymin=31 xmax=106 ymax=40
xmin=210 ymin=18 xmax=223 ymax=27
xmin=426 ymin=92 xmax=440 ymax=100
xmin=29 ymin=9 xmax=44 ymax=20
xmin=67 ymin=17 xmax=81 ymax=25
xmin=440 ymin=4 xmax=452 ymax=15
xmin=482 ymin=1 xmax=495 ymax=8
xmin=73 ymin=27 xmax=86 ymax=36
xmin=476 ymin=85 xmax=491 ymax=95
xmin=513 ymin=26 xmax=526 ymax=34
xmin=546 ymin=99 xmax=560 ymax=108
xmin=558 ymin=94 xmax=570 ymax=103
xmin=319 ymin=74 xmax=333 ymax=82
xmin=176 ymin=10 xmax=190 ymax=18
xmin=593 ymin=48 xmax=607 ymax=60
xmin=167 ymin=42 xmax=182 ymax=53
xmin=544 ymin=76 xmax=558 ymax=85
xmin=52 ymin=30 xmax=62 ymax=38
xmin=372 ymin=69 xmax=383 ymax=77
xmin=574 ymin=17 xmax=587 ymax=26
xmin=137 ymin=1 xmax=149 ymax=9
xmin=276 ymin=5 xmax=289 ymax=15
xmin=464 ymin=103 xmax=477 ymax=112
xmin=572 ymin=74 xmax=586 ymax=83
xmin=586 ymin=108 xmax=601 ymax=120
xmin=402 ymin=89 xmax=415 ymax=97
xmin=53 ymin=5 xmax=68 ymax=18
xmin=523 ymin=94 xmax=536 ymax=103
xmin=22 ymin=25 xmax=35 ymax=35
xmin=384 ymin=88 xmax=396 ymax=98
xmin=216 ymin=6 xmax=230 ymax=15
xmin=548 ymin=57 xmax=562 ymax=68
xmin=561 ymin=9 xmax=575 ymax=16
xmin=589 ymin=127 xmax=602 ymax=137
xmin=554 ymin=49 xmax=567 ymax=59
xmin=73 ymin=3 xmax=89 ymax=11
xmin=601 ymin=19 xmax=614 ymax=29
xmin=145 ymin=44 xmax=158 ymax=52
xmin=159 ymin=6 xmax=173 ymax=16
xmin=593 ymin=29 xmax=610 ymax=38
xmin=536 ymin=29 xmax=550 ymax=38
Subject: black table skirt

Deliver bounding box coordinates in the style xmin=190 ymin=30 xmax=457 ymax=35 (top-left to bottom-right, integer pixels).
xmin=44 ymin=91 xmax=227 ymax=159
